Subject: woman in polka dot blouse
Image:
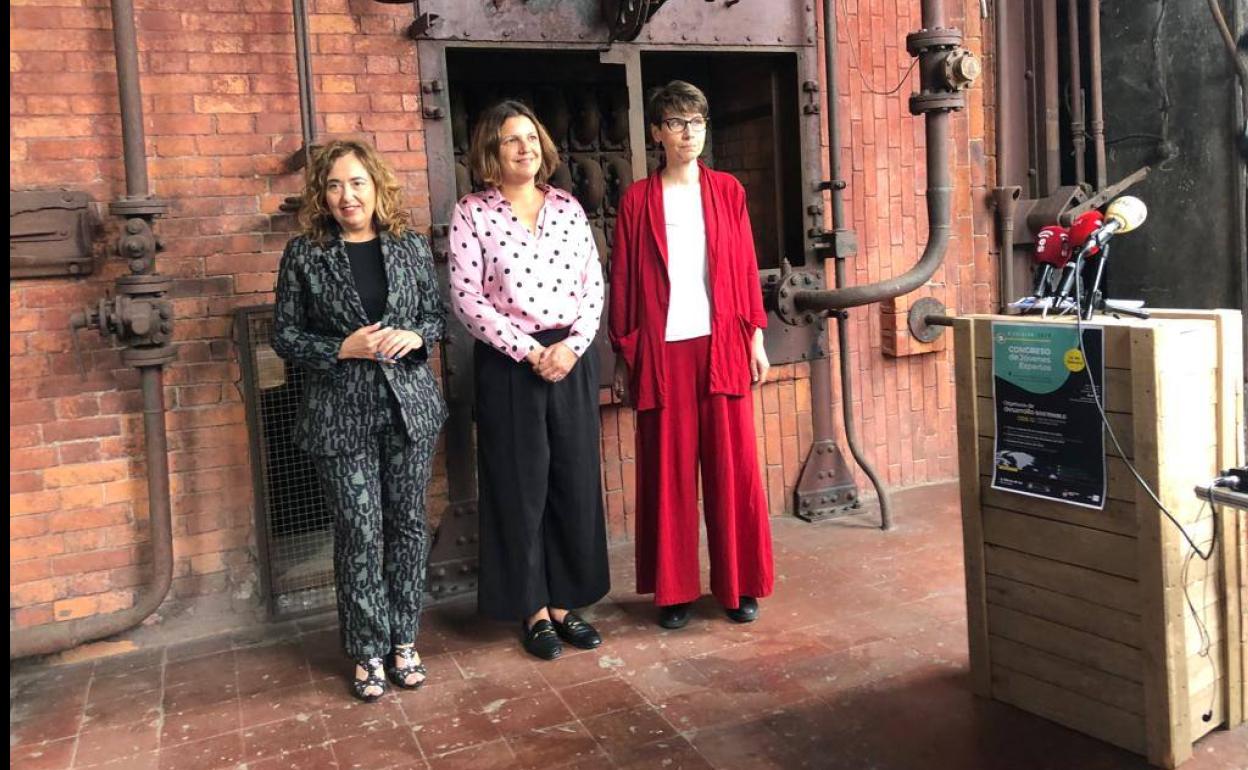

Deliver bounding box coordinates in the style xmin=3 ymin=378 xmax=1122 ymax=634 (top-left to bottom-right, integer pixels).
xmin=449 ymin=100 xmax=609 ymax=660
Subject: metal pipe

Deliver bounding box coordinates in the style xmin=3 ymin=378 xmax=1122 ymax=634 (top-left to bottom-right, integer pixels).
xmin=993 ymin=185 xmax=1021 ymax=308
xmin=818 ymin=0 xmax=892 ymax=527
xmin=1088 ymin=0 xmax=1106 ymax=190
xmin=292 ymin=0 xmax=317 ymax=166
xmin=1067 ymin=0 xmax=1086 ymax=186
xmin=10 ymin=371 xmax=174 ymax=658
xmin=10 ymin=0 xmax=175 ymax=660
xmin=793 ymin=112 xmax=953 ymax=312
xmin=110 ymin=0 xmax=148 ymax=197
xmin=1196 ymin=484 xmax=1248 ymax=511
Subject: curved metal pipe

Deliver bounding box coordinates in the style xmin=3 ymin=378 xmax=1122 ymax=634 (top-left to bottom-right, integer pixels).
xmin=10 ymin=371 xmax=173 ymax=658
xmin=815 ymin=0 xmax=903 ymax=527
xmin=10 ymin=0 xmax=175 ymax=660
xmin=793 ymin=111 xmax=953 ymax=313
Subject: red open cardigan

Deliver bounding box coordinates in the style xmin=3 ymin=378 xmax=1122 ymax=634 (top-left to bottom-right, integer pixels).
xmin=608 ymin=162 xmax=768 ymax=411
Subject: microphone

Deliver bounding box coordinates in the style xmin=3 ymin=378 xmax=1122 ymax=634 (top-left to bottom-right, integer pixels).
xmin=1031 ymin=225 xmax=1070 ymax=297
xmin=1079 ymin=195 xmax=1148 ymax=254
xmin=1053 ymin=211 xmax=1103 ymax=303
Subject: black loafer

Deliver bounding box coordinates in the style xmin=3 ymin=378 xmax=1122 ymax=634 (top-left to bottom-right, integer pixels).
xmin=658 ymin=602 xmax=692 ymax=630
xmin=551 ymin=611 xmax=602 ymax=649
xmin=725 ymin=596 xmax=759 ymax=623
xmin=522 ymin=619 xmax=563 ymax=660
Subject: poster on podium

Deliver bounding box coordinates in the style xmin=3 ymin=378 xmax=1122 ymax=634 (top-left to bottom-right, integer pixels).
xmin=990 ymin=322 xmax=1106 ymax=509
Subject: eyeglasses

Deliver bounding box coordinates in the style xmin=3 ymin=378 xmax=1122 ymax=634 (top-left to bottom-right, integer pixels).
xmin=660 ymin=116 xmax=709 ymax=134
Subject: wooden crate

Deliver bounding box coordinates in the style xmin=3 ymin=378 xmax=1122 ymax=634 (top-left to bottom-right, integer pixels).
xmin=953 ymin=311 xmax=1244 ymax=768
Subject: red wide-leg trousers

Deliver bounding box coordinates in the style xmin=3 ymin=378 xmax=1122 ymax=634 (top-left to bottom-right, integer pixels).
xmin=634 ymin=335 xmax=774 ymax=609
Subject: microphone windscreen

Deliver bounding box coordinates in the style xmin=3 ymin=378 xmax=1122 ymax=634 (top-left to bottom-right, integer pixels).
xmin=1105 ymin=196 xmax=1148 ymax=233
xmin=1069 ymin=210 xmax=1105 ymax=255
xmin=1034 ymin=225 xmax=1070 ymax=266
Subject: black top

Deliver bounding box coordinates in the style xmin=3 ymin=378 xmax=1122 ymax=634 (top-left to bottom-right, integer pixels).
xmin=346 ymin=237 xmax=388 ymax=323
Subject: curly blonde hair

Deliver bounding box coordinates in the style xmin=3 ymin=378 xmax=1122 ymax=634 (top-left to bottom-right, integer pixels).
xmin=299 ymin=139 xmax=410 ymax=242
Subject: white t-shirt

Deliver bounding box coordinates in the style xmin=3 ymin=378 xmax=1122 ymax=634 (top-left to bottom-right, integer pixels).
xmin=662 ymin=183 xmax=712 ymax=341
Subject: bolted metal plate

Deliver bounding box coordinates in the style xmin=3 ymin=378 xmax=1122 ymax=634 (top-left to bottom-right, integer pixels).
xmin=409 ymin=0 xmax=809 ymax=47
xmin=10 ymin=190 xmax=94 ymax=279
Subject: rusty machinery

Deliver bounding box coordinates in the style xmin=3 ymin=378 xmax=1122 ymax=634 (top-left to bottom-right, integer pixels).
xmin=383 ymin=0 xmax=980 ymax=603
xmin=10 ymin=0 xmax=177 ymax=659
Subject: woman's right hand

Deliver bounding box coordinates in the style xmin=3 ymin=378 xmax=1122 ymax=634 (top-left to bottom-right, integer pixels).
xmin=612 ymin=357 xmax=630 ymax=405
xmin=337 ymin=322 xmax=387 ymax=360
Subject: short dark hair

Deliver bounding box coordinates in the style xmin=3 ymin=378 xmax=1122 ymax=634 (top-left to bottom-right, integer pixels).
xmin=645 ymin=80 xmax=709 ymax=127
xmin=468 ymin=100 xmax=561 ymax=187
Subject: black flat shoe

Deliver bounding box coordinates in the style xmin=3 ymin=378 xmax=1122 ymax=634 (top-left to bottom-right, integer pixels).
xmin=658 ymin=602 xmax=692 ymax=630
xmin=725 ymin=596 xmax=759 ymax=623
xmin=551 ymin=611 xmax=602 ymax=649
xmin=522 ymin=619 xmax=563 ymax=660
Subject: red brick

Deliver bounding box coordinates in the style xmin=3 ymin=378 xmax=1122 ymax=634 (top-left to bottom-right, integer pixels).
xmin=12 ymin=559 xmax=52 ymax=585
xmin=42 ymin=416 xmax=121 ymax=444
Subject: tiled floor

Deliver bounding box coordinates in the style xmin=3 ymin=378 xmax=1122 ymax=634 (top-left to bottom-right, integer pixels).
xmin=10 ymin=482 xmax=1248 ymax=769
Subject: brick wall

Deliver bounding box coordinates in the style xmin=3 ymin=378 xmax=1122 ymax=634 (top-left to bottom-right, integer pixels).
xmin=9 ymin=0 xmax=993 ymax=639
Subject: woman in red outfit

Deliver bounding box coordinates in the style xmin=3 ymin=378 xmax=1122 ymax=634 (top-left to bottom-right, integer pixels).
xmin=609 ymin=81 xmax=773 ymax=629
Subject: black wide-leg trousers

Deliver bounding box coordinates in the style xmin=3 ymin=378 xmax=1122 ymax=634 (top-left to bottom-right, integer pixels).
xmin=474 ymin=330 xmax=610 ymax=621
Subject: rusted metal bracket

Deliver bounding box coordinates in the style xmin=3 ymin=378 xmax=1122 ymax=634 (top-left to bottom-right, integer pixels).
xmin=794 ymin=440 xmax=860 ymax=521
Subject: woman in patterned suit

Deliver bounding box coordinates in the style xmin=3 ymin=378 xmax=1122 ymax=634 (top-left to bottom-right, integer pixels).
xmin=273 ymin=139 xmax=447 ymax=702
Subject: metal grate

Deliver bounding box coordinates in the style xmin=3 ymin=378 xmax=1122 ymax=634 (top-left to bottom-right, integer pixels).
xmin=236 ymin=305 xmax=336 ymax=619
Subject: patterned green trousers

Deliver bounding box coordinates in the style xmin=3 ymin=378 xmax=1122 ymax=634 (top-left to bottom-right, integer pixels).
xmin=312 ymin=425 xmax=436 ymax=660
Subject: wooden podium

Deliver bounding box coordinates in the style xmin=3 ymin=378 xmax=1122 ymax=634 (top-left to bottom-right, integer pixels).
xmin=953 ymin=310 xmax=1245 ymax=768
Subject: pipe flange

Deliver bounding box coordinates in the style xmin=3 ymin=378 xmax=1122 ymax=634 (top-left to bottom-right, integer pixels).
xmin=909 ymin=91 xmax=966 ymax=115
xmin=121 ymin=344 xmax=177 ymax=368
xmin=775 ymin=269 xmax=825 ymax=327
xmin=905 ymin=27 xmax=963 ymax=56
xmin=110 ymin=197 xmax=170 ymax=218
xmin=115 ymin=274 xmax=174 ymax=295
xmin=907 ymin=298 xmax=948 ymax=343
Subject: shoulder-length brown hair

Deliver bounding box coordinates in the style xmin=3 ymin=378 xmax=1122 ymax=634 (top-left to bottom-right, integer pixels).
xmin=468 ymin=100 xmax=560 ymax=188
xmin=299 ymin=139 xmax=410 ymax=243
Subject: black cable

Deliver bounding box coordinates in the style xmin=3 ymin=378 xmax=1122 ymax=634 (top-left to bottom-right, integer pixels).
xmin=837 ymin=0 xmax=918 ymax=97
xmin=1071 ymin=260 xmax=1216 ymax=561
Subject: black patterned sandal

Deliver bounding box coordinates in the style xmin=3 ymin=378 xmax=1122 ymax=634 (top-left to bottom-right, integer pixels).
xmin=351 ymin=657 xmax=387 ymax=702
xmin=386 ymin=644 xmax=427 ymax=689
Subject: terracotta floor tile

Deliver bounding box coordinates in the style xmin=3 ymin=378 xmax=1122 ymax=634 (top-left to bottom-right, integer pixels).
xmin=246 ymin=743 xmax=338 ymax=770
xmin=81 ymin=691 xmax=162 ymax=735
xmin=72 ymin=720 xmax=160 ymax=768
xmin=319 ymin=700 xmax=409 ymax=741
xmin=156 ymin=732 xmax=244 ymax=770
xmin=612 ymin=736 xmax=714 ymax=770
xmin=479 ymin=692 xmax=575 ymax=737
xmin=504 ymin=722 xmax=606 ymax=770
xmin=161 ymin=677 xmax=239 ymax=713
xmin=328 ymin=725 xmax=424 ymax=770
xmin=242 ymin=713 xmax=331 ymax=761
xmin=10 ymin=708 xmax=84 ymax=747
xmin=239 ymin=681 xmax=332 ymax=728
xmin=558 ymin=675 xmax=648 ymax=719
xmin=421 ymin=738 xmax=514 ymax=769
xmin=9 ymin=737 xmax=76 ymax=770
xmin=409 ymin=708 xmax=502 ymax=757
xmin=160 ymin=699 xmax=240 ymax=747
xmin=582 ymin=704 xmax=678 ymax=762
xmin=86 ymin=667 xmax=162 ymax=704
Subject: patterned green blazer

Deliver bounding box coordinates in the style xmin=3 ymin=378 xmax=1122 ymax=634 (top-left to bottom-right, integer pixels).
xmin=273 ymin=229 xmax=447 ymax=456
